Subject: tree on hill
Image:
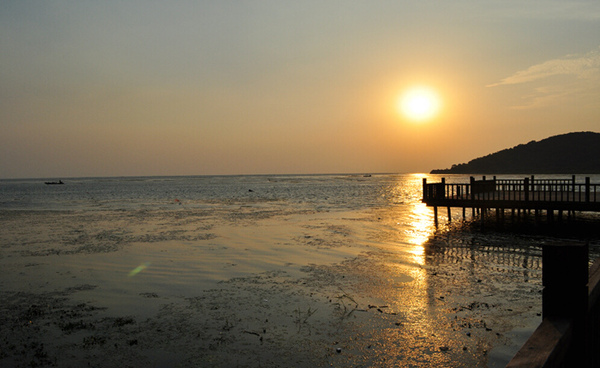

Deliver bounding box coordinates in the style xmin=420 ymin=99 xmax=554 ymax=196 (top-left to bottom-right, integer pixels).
xmin=430 ymin=132 xmax=600 ymax=174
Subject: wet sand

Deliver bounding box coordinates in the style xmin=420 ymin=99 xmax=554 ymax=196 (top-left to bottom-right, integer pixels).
xmin=0 ymin=205 xmax=543 ymax=367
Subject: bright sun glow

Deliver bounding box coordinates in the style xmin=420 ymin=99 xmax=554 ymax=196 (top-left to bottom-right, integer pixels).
xmin=398 ymin=87 xmax=441 ymax=122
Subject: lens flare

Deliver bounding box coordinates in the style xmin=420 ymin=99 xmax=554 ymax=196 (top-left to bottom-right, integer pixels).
xmin=128 ymin=262 xmax=151 ymax=277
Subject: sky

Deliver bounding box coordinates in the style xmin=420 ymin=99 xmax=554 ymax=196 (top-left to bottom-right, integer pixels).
xmin=1 ymin=1 xmax=599 ymax=178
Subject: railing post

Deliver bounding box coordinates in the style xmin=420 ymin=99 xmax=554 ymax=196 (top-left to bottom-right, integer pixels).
xmin=524 ymin=177 xmax=529 ymax=202
xmin=493 ymin=176 xmax=497 ymax=195
xmin=586 ymin=177 xmax=591 ymax=203
xmin=423 ymin=178 xmax=427 ymax=201
xmin=470 ymin=177 xmax=475 ymax=200
xmin=543 ymin=242 xmax=589 ymax=365
xmin=543 ymin=242 xmax=588 ymax=319
xmin=441 ymin=178 xmax=446 ymax=199
xmin=587 ymin=259 xmax=600 ymax=367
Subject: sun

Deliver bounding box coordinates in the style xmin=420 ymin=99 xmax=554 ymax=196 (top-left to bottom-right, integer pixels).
xmin=398 ymin=87 xmax=441 ymax=122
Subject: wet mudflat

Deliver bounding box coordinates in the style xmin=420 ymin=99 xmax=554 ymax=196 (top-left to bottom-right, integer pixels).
xmin=0 ymin=202 xmax=565 ymax=368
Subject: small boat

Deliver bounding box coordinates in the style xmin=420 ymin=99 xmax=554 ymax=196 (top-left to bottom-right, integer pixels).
xmin=45 ymin=180 xmax=64 ymax=185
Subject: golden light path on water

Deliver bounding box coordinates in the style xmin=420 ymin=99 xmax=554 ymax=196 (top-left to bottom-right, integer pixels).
xmin=407 ymin=201 xmax=436 ymax=265
xmin=355 ymin=174 xmax=479 ymax=366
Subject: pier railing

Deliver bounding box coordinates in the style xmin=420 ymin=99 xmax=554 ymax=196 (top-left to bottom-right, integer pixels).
xmin=507 ymin=243 xmax=600 ymax=367
xmin=423 ymin=176 xmax=600 ymax=204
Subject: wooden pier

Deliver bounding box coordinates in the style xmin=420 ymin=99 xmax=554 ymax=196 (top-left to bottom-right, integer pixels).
xmin=422 ymin=176 xmax=600 ymax=225
xmin=422 ymin=178 xmax=600 ymax=366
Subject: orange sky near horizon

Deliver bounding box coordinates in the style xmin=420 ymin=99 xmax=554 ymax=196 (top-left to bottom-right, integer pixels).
xmin=1 ymin=1 xmax=599 ymax=178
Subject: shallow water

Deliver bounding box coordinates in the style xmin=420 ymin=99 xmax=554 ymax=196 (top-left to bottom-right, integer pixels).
xmin=1 ymin=173 xmax=599 ymax=367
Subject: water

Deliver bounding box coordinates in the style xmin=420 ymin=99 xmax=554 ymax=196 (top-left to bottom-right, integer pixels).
xmin=2 ymin=173 xmax=599 ymax=367
xmin=1 ymin=174 xmax=416 ymax=211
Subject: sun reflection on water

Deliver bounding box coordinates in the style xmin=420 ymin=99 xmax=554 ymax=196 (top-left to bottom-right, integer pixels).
xmin=407 ymin=202 xmax=436 ymax=265
xmin=362 ymin=175 xmax=467 ymax=366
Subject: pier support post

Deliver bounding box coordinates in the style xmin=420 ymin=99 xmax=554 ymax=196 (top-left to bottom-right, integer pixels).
xmin=433 ymin=206 xmax=438 ymax=226
xmin=480 ymin=207 xmax=485 ymax=228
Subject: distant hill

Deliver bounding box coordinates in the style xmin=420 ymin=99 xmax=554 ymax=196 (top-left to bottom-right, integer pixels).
xmin=430 ymin=132 xmax=600 ymax=174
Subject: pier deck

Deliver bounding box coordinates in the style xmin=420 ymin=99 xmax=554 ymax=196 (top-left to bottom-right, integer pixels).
xmin=422 ymin=176 xmax=600 ymax=223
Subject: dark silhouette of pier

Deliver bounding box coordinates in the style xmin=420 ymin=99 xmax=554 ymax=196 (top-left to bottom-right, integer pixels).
xmin=422 ymin=176 xmax=600 ymax=225
xmin=422 ymin=177 xmax=600 ymax=366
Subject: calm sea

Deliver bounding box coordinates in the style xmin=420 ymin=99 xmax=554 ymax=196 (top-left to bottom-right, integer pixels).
xmin=1 ymin=174 xmax=426 ymax=211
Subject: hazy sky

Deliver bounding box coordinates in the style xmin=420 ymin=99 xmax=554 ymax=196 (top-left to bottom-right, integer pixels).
xmin=2 ymin=1 xmax=599 ymax=178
